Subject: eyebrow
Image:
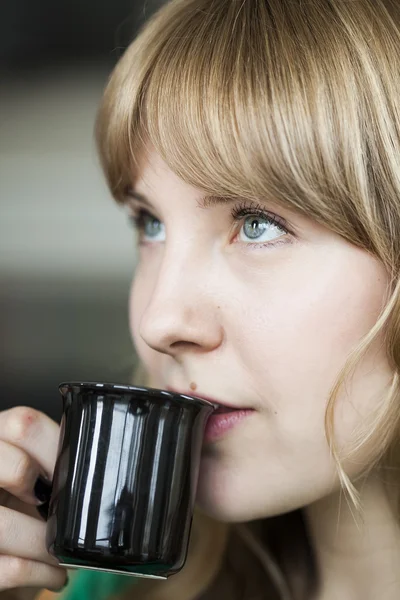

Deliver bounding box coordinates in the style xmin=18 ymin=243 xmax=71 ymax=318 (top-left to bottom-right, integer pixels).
xmin=126 ymin=188 xmax=239 ymax=210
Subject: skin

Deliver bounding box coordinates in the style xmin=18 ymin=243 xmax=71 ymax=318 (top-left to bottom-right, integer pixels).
xmin=128 ymin=149 xmax=400 ymax=599
xmin=0 ymin=148 xmax=397 ymax=598
xmin=0 ymin=408 xmax=68 ymax=596
xmin=129 ymin=149 xmax=393 ymax=520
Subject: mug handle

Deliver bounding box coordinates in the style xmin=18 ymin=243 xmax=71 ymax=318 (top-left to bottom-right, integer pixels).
xmin=35 ymin=476 xmax=53 ymax=521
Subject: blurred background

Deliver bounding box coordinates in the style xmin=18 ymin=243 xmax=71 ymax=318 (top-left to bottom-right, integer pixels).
xmin=0 ymin=0 xmax=165 ymax=422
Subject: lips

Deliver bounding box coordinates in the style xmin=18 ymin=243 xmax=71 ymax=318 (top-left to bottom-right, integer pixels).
xmin=214 ymin=405 xmax=237 ymax=414
xmin=166 ymin=387 xmax=249 ymax=413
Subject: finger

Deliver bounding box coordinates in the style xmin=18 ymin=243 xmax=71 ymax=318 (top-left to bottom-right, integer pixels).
xmin=0 ymin=440 xmax=47 ymax=506
xmin=0 ymin=505 xmax=60 ymax=567
xmin=3 ymin=494 xmax=46 ymax=521
xmin=0 ymin=407 xmax=60 ymax=479
xmin=0 ymin=555 xmax=67 ymax=593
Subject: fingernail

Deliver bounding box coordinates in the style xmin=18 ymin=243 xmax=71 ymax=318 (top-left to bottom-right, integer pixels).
xmin=34 ymin=475 xmax=52 ymax=504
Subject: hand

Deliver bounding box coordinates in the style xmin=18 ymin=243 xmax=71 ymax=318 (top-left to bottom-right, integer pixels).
xmin=0 ymin=406 xmax=68 ymax=596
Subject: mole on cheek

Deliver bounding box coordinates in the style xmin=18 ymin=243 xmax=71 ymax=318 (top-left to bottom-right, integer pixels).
xmin=190 ymin=382 xmax=197 ymax=391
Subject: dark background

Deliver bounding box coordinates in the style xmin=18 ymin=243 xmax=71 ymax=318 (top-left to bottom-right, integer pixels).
xmin=0 ymin=0 xmax=165 ymax=422
xmin=0 ymin=0 xmax=163 ymax=71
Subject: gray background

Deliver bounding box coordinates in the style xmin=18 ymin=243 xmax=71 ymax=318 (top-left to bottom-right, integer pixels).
xmin=0 ymin=1 xmax=165 ymax=422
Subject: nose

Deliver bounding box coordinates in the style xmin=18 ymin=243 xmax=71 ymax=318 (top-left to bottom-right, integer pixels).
xmin=139 ymin=253 xmax=224 ymax=357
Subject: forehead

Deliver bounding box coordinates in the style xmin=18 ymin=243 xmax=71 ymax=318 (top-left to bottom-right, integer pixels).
xmin=133 ymin=149 xmax=202 ymax=200
xmin=135 ymin=151 xmax=174 ymax=186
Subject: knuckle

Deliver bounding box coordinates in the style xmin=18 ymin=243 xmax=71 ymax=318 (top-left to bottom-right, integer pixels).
xmin=0 ymin=556 xmax=28 ymax=588
xmin=0 ymin=507 xmax=10 ymax=540
xmin=5 ymin=406 xmax=41 ymax=444
xmin=12 ymin=451 xmax=32 ymax=488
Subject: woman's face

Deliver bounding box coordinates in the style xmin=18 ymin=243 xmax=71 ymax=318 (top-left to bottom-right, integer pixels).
xmin=128 ymin=150 xmax=393 ymax=522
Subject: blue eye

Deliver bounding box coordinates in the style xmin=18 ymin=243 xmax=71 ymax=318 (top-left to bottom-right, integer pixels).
xmin=127 ymin=202 xmax=290 ymax=248
xmin=240 ymin=215 xmax=286 ymax=243
xmin=129 ymin=210 xmax=166 ymax=243
xmin=232 ymin=202 xmax=290 ymax=246
xmin=142 ymin=214 xmax=164 ymax=239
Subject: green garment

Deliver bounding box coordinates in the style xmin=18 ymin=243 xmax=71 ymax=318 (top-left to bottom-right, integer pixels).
xmin=61 ymin=570 xmax=138 ymax=600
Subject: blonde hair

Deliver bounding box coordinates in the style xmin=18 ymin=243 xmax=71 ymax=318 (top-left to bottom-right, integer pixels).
xmin=96 ymin=1 xmax=400 ymax=598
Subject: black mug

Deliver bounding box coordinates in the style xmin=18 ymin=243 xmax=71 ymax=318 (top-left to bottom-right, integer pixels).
xmin=44 ymin=382 xmax=217 ymax=579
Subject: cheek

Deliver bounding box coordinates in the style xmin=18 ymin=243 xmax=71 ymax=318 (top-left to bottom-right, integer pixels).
xmin=236 ymin=245 xmax=391 ymax=446
xmin=128 ymin=277 xmax=141 ymax=348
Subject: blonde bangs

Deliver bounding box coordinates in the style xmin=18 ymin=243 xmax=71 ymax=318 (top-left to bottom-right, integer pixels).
xmin=96 ymin=0 xmax=400 ymax=266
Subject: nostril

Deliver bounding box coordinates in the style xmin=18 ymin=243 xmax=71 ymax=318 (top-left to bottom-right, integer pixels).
xmin=170 ymin=341 xmax=200 ymax=349
xmin=138 ymin=298 xmax=224 ymax=355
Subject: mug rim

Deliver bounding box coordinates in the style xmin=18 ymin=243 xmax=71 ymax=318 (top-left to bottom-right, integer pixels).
xmin=59 ymin=381 xmax=218 ymax=410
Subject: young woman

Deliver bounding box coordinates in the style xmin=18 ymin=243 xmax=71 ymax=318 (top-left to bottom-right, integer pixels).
xmin=1 ymin=0 xmax=400 ymax=599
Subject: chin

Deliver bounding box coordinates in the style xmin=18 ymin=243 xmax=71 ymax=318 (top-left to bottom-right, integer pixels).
xmin=195 ymin=452 xmax=318 ymax=523
xmin=195 ymin=489 xmax=245 ymax=523
xmin=195 ymin=453 xmax=260 ymax=523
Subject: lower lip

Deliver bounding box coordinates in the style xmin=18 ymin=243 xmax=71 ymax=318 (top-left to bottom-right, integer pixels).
xmin=203 ymin=410 xmax=254 ymax=443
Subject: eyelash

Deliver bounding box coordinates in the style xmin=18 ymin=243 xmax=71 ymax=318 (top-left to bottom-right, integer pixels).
xmin=128 ymin=200 xmax=291 ymax=246
xmin=128 ymin=210 xmax=153 ymax=231
xmin=230 ymin=201 xmax=290 ymax=238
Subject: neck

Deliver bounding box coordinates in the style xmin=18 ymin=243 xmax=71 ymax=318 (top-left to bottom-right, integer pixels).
xmin=305 ymin=473 xmax=400 ymax=600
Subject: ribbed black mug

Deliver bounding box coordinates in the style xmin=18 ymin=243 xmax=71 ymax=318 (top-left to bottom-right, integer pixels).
xmin=44 ymin=382 xmax=217 ymax=579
